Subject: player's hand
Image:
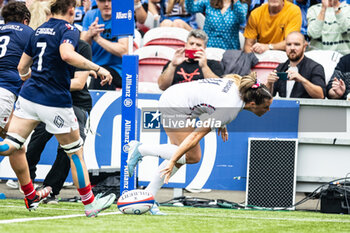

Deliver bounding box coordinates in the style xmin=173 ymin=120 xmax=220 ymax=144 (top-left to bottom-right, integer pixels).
xmin=217 ymin=126 xmax=228 ymax=142
xmin=331 ymin=77 xmax=346 ymax=97
xmin=96 ymin=66 xmax=113 ymax=86
xmin=160 ymin=161 xmax=175 ymax=184
xmin=171 ymin=48 xmax=186 ymax=66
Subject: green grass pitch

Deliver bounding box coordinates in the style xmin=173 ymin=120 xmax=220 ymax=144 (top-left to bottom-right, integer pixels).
xmin=0 ymin=199 xmax=350 ymax=233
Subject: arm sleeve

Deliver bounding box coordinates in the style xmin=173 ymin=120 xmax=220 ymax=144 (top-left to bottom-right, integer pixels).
xmin=207 ymin=60 xmax=224 ymax=77
xmin=335 ymin=5 xmax=350 ymax=34
xmin=307 ymin=5 xmax=324 ymax=38
xmin=243 ymin=10 xmax=258 ymax=39
xmin=310 ymin=63 xmax=326 ymax=96
xmin=185 ymin=0 xmax=206 ymax=14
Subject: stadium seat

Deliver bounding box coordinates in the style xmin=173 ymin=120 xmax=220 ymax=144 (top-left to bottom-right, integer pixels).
xmin=252 ymin=50 xmax=288 ymax=84
xmin=134 ymin=45 xmax=175 ymax=83
xmin=305 ymin=50 xmax=343 ymax=84
xmin=142 ymin=27 xmax=189 ymax=49
xmin=133 ymin=29 xmax=142 ymax=51
xmin=205 ymin=47 xmax=226 ymax=61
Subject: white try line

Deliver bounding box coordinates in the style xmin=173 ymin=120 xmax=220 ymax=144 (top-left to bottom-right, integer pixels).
xmin=0 ymin=211 xmax=122 ymax=224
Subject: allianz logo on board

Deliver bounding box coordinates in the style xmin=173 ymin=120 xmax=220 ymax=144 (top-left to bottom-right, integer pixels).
xmin=116 ymin=10 xmax=132 ymax=20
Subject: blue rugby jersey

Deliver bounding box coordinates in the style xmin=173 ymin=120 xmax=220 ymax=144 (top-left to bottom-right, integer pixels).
xmin=20 ymin=18 xmax=79 ymax=107
xmin=0 ymin=22 xmax=34 ymax=96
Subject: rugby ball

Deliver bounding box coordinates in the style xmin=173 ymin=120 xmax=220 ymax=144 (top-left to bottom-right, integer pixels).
xmin=117 ymin=189 xmax=155 ymax=215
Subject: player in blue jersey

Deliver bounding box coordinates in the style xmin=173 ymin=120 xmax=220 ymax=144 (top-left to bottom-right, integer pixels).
xmin=0 ymin=0 xmax=114 ymax=217
xmin=0 ymin=2 xmax=32 ymax=139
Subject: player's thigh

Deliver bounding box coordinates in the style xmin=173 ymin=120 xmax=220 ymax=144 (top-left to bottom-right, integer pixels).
xmin=34 ymin=104 xmax=79 ymax=136
xmin=0 ymin=87 xmax=16 ymax=133
xmin=164 ymin=127 xmax=202 ymax=164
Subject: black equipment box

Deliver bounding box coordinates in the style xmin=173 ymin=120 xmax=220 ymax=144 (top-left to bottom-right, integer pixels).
xmin=320 ymin=183 xmax=350 ymax=214
xmin=88 ymin=168 xmax=120 ymax=199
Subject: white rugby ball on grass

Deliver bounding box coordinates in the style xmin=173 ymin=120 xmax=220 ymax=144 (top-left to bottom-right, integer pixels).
xmin=117 ymin=189 xmax=155 ymax=215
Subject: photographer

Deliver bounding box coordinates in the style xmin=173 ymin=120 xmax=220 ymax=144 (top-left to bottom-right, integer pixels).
xmin=158 ymin=29 xmax=224 ymax=91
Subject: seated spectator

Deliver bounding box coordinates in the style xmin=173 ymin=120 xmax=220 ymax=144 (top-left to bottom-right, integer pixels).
xmin=158 ymin=29 xmax=224 ymax=90
xmin=327 ymin=53 xmax=350 ymax=99
xmin=74 ymin=0 xmax=91 ymax=26
xmin=157 ymin=0 xmax=197 ymax=31
xmin=244 ymin=0 xmax=302 ymax=54
xmin=307 ymin=0 xmax=350 ymax=55
xmin=81 ymin=0 xmax=128 ymax=90
xmin=185 ymin=0 xmax=247 ymax=50
xmin=266 ymin=31 xmax=326 ymax=99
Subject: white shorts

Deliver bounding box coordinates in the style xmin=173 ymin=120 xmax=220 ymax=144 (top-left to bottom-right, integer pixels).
xmin=0 ymin=87 xmax=16 ymax=129
xmin=14 ymin=96 xmax=79 ymax=134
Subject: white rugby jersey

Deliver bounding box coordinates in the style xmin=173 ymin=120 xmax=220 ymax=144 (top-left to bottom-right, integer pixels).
xmin=159 ymin=78 xmax=245 ymax=127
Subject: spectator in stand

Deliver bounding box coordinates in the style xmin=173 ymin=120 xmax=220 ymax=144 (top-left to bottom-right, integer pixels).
xmin=185 ymin=0 xmax=247 ymax=50
xmin=327 ymin=54 xmax=350 ymax=99
xmin=266 ymin=31 xmax=326 ymax=99
xmin=158 ymin=29 xmax=224 ymax=90
xmin=157 ymin=0 xmax=197 ymax=30
xmin=74 ymin=0 xmax=91 ymax=26
xmin=243 ymin=0 xmax=302 ymax=54
xmin=81 ymin=0 xmax=128 ymax=90
xmin=307 ymin=0 xmax=350 ymax=55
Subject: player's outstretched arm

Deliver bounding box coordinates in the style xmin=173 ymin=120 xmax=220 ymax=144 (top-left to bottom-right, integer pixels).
xmin=161 ymin=127 xmax=211 ymax=183
xmin=59 ymin=43 xmax=112 ymax=86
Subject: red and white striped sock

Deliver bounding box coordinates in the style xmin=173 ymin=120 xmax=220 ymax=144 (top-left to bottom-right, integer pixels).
xmin=78 ymin=183 xmax=95 ymax=205
xmin=21 ymin=181 xmax=36 ymax=200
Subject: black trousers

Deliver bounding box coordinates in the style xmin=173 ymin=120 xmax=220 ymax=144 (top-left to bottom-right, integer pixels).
xmin=26 ymin=106 xmax=88 ymax=195
xmin=88 ymin=65 xmax=122 ymax=90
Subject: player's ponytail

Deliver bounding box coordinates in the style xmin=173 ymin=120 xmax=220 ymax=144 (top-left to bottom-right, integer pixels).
xmin=239 ymin=72 xmax=272 ymax=105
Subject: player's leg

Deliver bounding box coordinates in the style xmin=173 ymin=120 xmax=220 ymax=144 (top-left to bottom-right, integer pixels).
xmin=42 ymin=106 xmax=88 ymax=201
xmin=26 ymin=122 xmax=54 ymax=181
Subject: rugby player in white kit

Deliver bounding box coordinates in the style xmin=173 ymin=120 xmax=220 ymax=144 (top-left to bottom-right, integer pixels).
xmin=127 ymin=72 xmax=273 ymax=214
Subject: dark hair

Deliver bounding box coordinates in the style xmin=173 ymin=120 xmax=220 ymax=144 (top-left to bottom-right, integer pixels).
xmin=240 ymin=72 xmax=273 ymax=105
xmin=224 ymin=72 xmax=273 ymax=105
xmin=210 ymin=0 xmax=234 ymax=10
xmin=1 ymin=1 xmax=31 ymax=24
xmin=50 ymin=0 xmax=76 ymax=15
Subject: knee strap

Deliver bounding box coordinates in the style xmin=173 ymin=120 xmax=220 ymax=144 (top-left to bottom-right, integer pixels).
xmin=71 ymin=154 xmax=86 ymax=188
xmin=5 ymin=133 xmax=26 ymax=149
xmin=61 ymin=138 xmax=83 ymax=154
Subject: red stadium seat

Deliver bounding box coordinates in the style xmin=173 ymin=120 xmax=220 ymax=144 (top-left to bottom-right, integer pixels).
xmin=134 ymin=46 xmax=175 ymax=83
xmin=252 ymin=50 xmax=288 ymax=84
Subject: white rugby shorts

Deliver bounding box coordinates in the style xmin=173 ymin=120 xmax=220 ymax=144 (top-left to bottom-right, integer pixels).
xmin=14 ymin=96 xmax=79 ymax=134
xmin=0 ymin=87 xmax=16 ymax=129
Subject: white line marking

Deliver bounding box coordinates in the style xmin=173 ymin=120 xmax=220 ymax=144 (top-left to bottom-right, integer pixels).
xmin=0 ymin=212 xmax=122 ymax=224
xmin=170 ymin=212 xmax=350 ymax=223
